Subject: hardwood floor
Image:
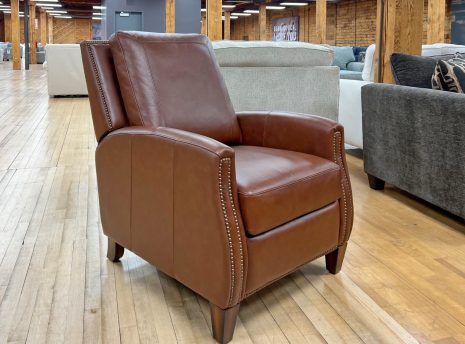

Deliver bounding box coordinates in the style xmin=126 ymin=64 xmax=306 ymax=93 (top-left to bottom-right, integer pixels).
xmin=1 ymin=65 xmax=465 ymax=344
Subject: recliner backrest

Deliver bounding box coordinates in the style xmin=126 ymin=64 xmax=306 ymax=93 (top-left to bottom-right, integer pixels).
xmin=109 ymin=32 xmax=242 ymax=145
xmin=81 ymin=41 xmax=129 ymax=142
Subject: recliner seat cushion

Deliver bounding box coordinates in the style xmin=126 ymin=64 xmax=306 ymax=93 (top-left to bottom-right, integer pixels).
xmin=234 ymin=146 xmax=342 ymax=236
xmin=109 ymin=32 xmax=242 ymax=144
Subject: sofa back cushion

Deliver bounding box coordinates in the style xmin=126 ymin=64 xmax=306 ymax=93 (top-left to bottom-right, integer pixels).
xmin=391 ymin=53 xmax=437 ymax=89
xmin=109 ymin=32 xmax=241 ymax=144
xmin=332 ymin=46 xmax=356 ymax=70
xmin=213 ymin=40 xmax=334 ymax=67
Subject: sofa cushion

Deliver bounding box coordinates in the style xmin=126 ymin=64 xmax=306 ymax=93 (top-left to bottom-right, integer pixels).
xmin=109 ymin=32 xmax=241 ymax=144
xmin=391 ymin=53 xmax=437 ymax=89
xmin=432 ymin=53 xmax=465 ymax=93
xmin=340 ymin=70 xmax=363 ymax=80
xmin=332 ymin=46 xmax=356 ymax=70
xmin=212 ymin=40 xmax=334 ymax=67
xmin=234 ymin=145 xmax=341 ymax=236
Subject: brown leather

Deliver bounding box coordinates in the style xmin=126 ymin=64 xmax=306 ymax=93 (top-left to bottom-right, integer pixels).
xmin=109 ymin=32 xmax=242 ymax=144
xmin=234 ymin=146 xmax=341 ymax=236
xmin=237 ymin=111 xmax=354 ymax=244
xmin=245 ymin=202 xmax=340 ymax=294
xmin=96 ymin=126 xmax=247 ymax=309
xmin=82 ymin=34 xmax=354 ymax=321
xmin=80 ymin=41 xmax=128 ymax=142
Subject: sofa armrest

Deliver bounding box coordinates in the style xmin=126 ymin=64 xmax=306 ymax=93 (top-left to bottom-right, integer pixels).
xmin=237 ymin=111 xmax=353 ymax=244
xmin=362 ymin=84 xmax=465 ymax=217
xmin=97 ymin=126 xmax=247 ymax=309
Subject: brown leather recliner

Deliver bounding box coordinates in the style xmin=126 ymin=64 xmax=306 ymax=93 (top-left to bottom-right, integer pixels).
xmin=81 ymin=32 xmax=353 ymax=344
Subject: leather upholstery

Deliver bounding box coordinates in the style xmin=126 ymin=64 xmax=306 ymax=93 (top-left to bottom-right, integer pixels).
xmin=109 ymin=32 xmax=242 ymax=144
xmin=234 ymin=146 xmax=341 ymax=235
xmin=80 ymin=41 xmax=128 ymax=141
xmin=246 ymin=202 xmax=340 ymax=294
xmin=81 ymin=33 xmax=353 ymax=315
xmin=237 ymin=111 xmax=354 ymax=244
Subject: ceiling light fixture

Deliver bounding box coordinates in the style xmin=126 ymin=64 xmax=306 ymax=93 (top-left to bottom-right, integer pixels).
xmin=266 ymin=6 xmax=286 ymax=10
xmin=280 ymin=2 xmax=308 ymax=6
xmin=231 ymin=12 xmax=251 ymax=16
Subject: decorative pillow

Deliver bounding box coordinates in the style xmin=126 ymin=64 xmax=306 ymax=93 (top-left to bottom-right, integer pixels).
xmin=432 ymin=53 xmax=465 ymax=93
xmin=390 ymin=53 xmax=437 ymax=89
xmin=332 ymin=46 xmax=356 ymax=70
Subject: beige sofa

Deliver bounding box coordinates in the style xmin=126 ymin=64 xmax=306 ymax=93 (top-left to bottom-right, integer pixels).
xmin=213 ymin=41 xmax=340 ymax=122
xmin=45 ymin=44 xmax=88 ymax=97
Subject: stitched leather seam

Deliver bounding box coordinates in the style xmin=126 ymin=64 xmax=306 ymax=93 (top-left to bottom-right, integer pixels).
xmin=219 ymin=158 xmax=235 ymax=306
xmin=225 ymin=159 xmax=245 ymax=299
xmin=237 ymin=166 xmax=340 ymax=197
xmin=244 ymin=245 xmax=338 ymax=298
xmin=84 ymin=41 xmax=113 ymax=131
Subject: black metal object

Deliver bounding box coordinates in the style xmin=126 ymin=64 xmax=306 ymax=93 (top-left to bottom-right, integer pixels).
xmin=24 ymin=0 xmax=30 ymax=70
xmin=377 ymin=0 xmax=384 ymax=82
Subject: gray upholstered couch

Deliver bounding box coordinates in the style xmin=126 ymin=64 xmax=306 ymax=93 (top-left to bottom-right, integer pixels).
xmin=213 ymin=41 xmax=340 ymax=122
xmin=362 ymin=83 xmax=465 ymax=219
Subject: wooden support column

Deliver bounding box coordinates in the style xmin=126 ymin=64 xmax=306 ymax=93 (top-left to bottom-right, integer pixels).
xmin=165 ymin=0 xmax=175 ymax=33
xmin=316 ymin=0 xmax=327 ymax=44
xmin=224 ymin=12 xmax=231 ymax=40
xmin=375 ymin=0 xmax=424 ymax=83
xmin=207 ymin=0 xmax=222 ymax=41
xmin=29 ymin=2 xmax=37 ymax=64
xmin=40 ymin=10 xmax=47 ymax=45
xmin=11 ymin=0 xmax=20 ymax=70
xmin=427 ymin=0 xmax=446 ymax=44
xmin=259 ymin=4 xmax=267 ymax=41
xmin=47 ymin=14 xmax=53 ymax=44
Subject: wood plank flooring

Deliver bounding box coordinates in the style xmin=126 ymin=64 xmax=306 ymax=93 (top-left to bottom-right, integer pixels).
xmin=1 ymin=63 xmax=465 ymax=343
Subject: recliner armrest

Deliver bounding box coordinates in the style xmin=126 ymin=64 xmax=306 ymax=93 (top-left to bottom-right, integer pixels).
xmin=237 ymin=111 xmax=344 ymax=162
xmin=96 ymin=126 xmax=246 ymax=309
xmin=105 ymin=126 xmax=234 ymax=158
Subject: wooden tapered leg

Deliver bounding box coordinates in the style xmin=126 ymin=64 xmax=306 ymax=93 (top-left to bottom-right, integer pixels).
xmin=368 ymin=174 xmax=385 ymax=190
xmin=107 ymin=237 xmax=124 ymax=262
xmin=210 ymin=303 xmax=240 ymax=344
xmin=325 ymin=243 xmax=347 ymax=274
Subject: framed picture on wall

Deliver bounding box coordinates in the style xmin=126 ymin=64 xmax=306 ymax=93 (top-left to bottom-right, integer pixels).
xmin=272 ymin=16 xmax=299 ymax=41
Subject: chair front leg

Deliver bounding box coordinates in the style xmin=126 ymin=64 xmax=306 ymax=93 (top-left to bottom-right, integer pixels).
xmin=107 ymin=237 xmax=125 ymax=262
xmin=325 ymin=243 xmax=347 ymax=274
xmin=210 ymin=303 xmax=240 ymax=344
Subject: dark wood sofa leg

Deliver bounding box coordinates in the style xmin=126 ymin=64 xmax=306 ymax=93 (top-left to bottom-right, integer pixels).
xmin=368 ymin=174 xmax=385 ymax=190
xmin=107 ymin=237 xmax=124 ymax=262
xmin=325 ymin=243 xmax=347 ymax=274
xmin=210 ymin=303 xmax=240 ymax=344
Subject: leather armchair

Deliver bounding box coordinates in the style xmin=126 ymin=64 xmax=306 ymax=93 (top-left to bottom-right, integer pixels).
xmin=81 ymin=32 xmax=353 ymax=344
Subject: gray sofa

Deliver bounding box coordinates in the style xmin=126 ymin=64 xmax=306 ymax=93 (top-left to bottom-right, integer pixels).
xmin=362 ymin=83 xmax=465 ymax=219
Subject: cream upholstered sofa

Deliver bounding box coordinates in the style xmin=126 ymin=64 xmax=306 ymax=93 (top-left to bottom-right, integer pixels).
xmin=45 ymin=44 xmax=88 ymax=97
xmin=213 ymin=41 xmax=340 ymax=122
xmin=339 ymin=43 xmax=465 ymax=149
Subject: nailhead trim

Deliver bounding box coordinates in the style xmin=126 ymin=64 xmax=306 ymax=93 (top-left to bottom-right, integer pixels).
xmin=333 ymin=131 xmax=352 ymax=241
xmin=219 ymin=158 xmax=236 ymax=305
xmin=226 ymin=160 xmax=245 ymax=297
xmin=84 ymin=41 xmax=113 ymax=131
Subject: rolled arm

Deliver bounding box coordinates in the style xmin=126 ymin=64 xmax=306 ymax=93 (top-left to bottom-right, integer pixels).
xmin=237 ymin=111 xmax=344 ymax=161
xmin=238 ymin=111 xmax=353 ymax=244
xmin=96 ymin=126 xmax=247 ymax=309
